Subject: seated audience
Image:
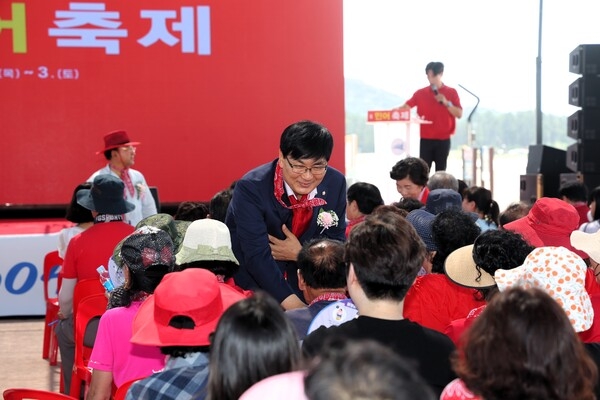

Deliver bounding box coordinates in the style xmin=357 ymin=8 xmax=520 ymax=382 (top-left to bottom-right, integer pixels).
xmin=87 ymin=227 xmax=173 ymax=398
xmin=461 ymin=186 xmax=499 ymax=232
xmin=174 ymin=201 xmax=209 ymax=222
xmin=428 ymin=171 xmax=459 ymax=192
xmin=126 ymin=269 xmax=245 ymax=400
xmin=443 ymin=230 xmax=534 ymax=345
xmin=175 ymin=218 xmax=251 ymax=297
xmin=403 ymin=209 xmax=484 ymax=333
xmin=285 ymin=238 xmax=348 ymax=340
xmin=389 ymin=157 xmax=430 ymax=203
xmin=302 ymin=209 xmax=456 ymax=397
xmin=498 ymin=201 xmax=530 ymax=228
xmin=441 ymin=287 xmax=597 ymax=400
xmin=206 ymin=292 xmax=301 ymax=400
xmin=56 ymin=175 xmax=135 ymax=394
xmin=57 ymin=182 xmax=94 ymax=259
xmin=345 ymin=182 xmax=383 ymax=237
xmin=580 ymin=186 xmax=600 ymax=233
xmin=559 ymin=180 xmax=590 ymax=226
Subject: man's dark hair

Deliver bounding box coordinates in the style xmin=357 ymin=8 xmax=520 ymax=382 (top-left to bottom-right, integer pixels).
xmin=280 ymin=120 xmax=334 ymax=162
xmin=389 ymin=157 xmax=429 ymax=186
xmin=297 ymin=238 xmax=346 ymax=290
xmin=209 ymin=189 xmax=233 ymax=223
xmin=346 ymin=182 xmax=384 ymax=215
xmin=431 ymin=209 xmax=481 ymax=274
xmin=345 ymin=210 xmax=425 ymax=301
xmin=305 ymin=338 xmax=436 ymax=400
xmin=174 ymin=201 xmax=209 ymax=222
xmin=498 ymin=202 xmax=531 ymax=228
xmin=394 ymin=197 xmax=424 ymax=213
xmin=559 ymin=181 xmax=589 ymax=203
xmin=425 ymin=61 xmax=444 ymax=76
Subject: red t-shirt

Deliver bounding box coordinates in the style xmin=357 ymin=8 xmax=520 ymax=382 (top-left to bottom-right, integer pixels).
xmin=403 ymin=273 xmax=485 ymax=333
xmin=406 ymin=85 xmax=461 ymax=140
xmin=62 ymin=222 xmax=134 ymax=280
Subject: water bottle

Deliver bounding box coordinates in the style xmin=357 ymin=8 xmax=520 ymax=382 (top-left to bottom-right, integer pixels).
xmin=96 ymin=265 xmax=115 ymax=292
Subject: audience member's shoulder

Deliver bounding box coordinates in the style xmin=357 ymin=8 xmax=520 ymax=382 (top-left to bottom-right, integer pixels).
xmin=302 ymin=322 xmax=351 ymax=358
xmin=405 ymin=318 xmax=456 ymax=349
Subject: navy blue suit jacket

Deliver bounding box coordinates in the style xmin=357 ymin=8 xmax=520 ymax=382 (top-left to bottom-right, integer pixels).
xmin=226 ymin=160 xmax=347 ymax=303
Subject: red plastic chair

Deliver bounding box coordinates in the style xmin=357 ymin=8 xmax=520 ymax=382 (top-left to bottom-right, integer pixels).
xmin=3 ymin=388 xmax=75 ymax=399
xmin=113 ymin=378 xmax=141 ymax=400
xmin=42 ymin=250 xmax=63 ymax=365
xmin=72 ymin=278 xmax=105 ymax=318
xmin=69 ymin=293 xmax=108 ymax=399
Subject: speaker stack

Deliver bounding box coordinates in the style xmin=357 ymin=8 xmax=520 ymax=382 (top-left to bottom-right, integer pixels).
xmin=563 ymin=44 xmax=600 ymax=192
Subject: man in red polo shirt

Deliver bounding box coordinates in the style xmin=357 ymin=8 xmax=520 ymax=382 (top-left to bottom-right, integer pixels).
xmin=56 ymin=174 xmax=135 ymax=394
xmin=393 ymin=62 xmax=462 ymax=172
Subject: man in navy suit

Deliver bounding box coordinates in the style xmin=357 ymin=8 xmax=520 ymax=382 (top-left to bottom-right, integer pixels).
xmin=226 ymin=120 xmax=347 ymax=310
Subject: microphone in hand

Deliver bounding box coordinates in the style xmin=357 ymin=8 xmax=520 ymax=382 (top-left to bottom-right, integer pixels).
xmin=431 ymin=84 xmax=443 ymax=104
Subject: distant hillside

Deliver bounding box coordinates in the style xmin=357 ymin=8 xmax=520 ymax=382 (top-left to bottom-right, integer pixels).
xmin=345 ymin=78 xmax=402 ymax=115
xmin=344 ymin=78 xmax=570 ymax=153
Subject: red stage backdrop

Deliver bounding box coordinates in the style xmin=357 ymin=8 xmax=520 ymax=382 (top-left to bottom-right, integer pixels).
xmin=0 ymin=1 xmax=345 ymax=206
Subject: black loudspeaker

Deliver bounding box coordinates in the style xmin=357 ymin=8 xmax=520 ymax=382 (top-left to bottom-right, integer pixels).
xmin=520 ymin=174 xmax=543 ymax=203
xmin=560 ymin=172 xmax=600 ymax=192
xmin=570 ymin=44 xmax=600 ymax=75
xmin=568 ymin=110 xmax=600 ymax=140
xmin=569 ymin=76 xmax=600 ymax=108
xmin=566 ymin=142 xmax=600 ymax=173
xmin=526 ymin=144 xmax=571 ymax=175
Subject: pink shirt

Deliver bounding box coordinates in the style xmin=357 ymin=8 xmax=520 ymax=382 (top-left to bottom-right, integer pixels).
xmin=440 ymin=379 xmax=481 ymax=400
xmin=89 ymin=301 xmax=165 ymax=387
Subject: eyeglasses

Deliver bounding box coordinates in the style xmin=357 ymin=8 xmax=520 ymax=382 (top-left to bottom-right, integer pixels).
xmin=286 ymin=157 xmax=327 ymax=176
xmin=119 ymin=146 xmax=136 ymax=152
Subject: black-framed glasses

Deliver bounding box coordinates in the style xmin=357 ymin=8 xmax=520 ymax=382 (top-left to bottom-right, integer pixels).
xmin=285 ymin=157 xmax=327 ymax=176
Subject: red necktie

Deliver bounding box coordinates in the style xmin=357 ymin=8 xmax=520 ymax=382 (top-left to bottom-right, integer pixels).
xmin=288 ymin=194 xmax=313 ymax=237
xmin=120 ymin=168 xmax=135 ymax=197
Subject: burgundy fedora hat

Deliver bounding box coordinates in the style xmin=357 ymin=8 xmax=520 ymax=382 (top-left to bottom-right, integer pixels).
xmin=96 ymin=130 xmax=141 ymax=154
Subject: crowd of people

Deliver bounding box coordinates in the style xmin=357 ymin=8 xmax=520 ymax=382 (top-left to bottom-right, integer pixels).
xmin=49 ymin=120 xmax=600 ymax=400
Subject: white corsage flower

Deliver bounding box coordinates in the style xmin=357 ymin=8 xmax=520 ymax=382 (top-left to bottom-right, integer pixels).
xmin=135 ymin=183 xmax=147 ymax=200
xmin=317 ymin=208 xmax=339 ymax=234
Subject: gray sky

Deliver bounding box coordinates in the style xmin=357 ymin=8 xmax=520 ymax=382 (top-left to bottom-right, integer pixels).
xmin=344 ymin=0 xmax=600 ymax=116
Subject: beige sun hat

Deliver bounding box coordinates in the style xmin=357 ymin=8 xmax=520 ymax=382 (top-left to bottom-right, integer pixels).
xmin=444 ymin=244 xmax=496 ymax=289
xmin=571 ymin=230 xmax=600 ymax=263
xmin=494 ymin=246 xmax=594 ymax=332
xmin=175 ymin=219 xmax=239 ymax=266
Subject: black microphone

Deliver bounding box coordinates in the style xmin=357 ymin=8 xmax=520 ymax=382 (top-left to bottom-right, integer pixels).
xmin=431 ymin=84 xmax=443 ymax=104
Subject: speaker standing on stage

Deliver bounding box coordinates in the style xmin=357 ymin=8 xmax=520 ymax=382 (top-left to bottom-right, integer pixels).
xmin=393 ymin=62 xmax=463 ymax=172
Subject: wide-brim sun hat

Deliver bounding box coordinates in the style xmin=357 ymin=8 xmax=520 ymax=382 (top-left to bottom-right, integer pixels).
xmin=503 ymin=197 xmax=587 ymax=259
xmin=444 ymin=244 xmax=496 ymax=289
xmin=136 ymin=213 xmax=189 ymax=253
xmin=77 ymin=174 xmax=135 ymax=214
xmin=131 ymin=268 xmax=245 ymax=347
xmin=571 ymin=230 xmax=600 ymax=263
xmin=176 ymin=219 xmax=239 ymax=265
xmin=494 ymin=246 xmax=594 ymax=332
xmin=96 ymin=130 xmax=140 ymax=154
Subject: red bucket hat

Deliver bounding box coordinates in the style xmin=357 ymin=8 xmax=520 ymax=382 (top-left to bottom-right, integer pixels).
xmin=503 ymin=197 xmax=587 ymax=258
xmin=130 ymin=269 xmax=245 ymax=347
xmin=96 ymin=130 xmax=141 ymax=154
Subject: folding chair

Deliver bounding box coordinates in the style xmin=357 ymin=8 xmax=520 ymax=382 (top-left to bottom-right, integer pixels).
xmin=42 ymin=250 xmax=63 ymax=364
xmin=113 ymin=378 xmax=141 ymax=400
xmin=69 ymin=293 xmax=108 ymax=399
xmin=3 ymin=388 xmax=75 ymax=400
